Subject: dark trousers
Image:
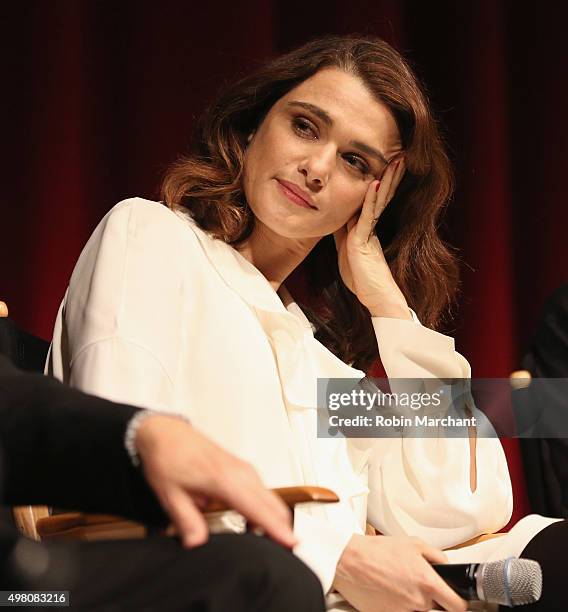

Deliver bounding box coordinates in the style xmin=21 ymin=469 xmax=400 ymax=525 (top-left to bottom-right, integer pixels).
xmin=4 ymin=533 xmax=325 ymax=611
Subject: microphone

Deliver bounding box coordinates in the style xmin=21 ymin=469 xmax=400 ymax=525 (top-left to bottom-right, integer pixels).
xmin=432 ymin=558 xmax=542 ymax=607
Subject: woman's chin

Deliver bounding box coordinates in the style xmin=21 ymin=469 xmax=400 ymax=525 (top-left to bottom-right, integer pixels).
xmin=256 ymin=216 xmax=322 ymax=242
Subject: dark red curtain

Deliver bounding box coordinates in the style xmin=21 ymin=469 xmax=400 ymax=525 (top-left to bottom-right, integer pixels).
xmin=2 ymin=1 xmax=568 ymax=527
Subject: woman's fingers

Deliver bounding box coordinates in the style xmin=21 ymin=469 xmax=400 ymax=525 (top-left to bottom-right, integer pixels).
xmin=352 ymin=157 xmax=406 ymax=244
xmin=373 ymin=157 xmax=405 ymax=221
xmin=354 ymin=179 xmax=381 ymax=242
xmin=336 ymin=535 xmax=466 ymax=612
xmin=418 ymin=544 xmax=467 ymax=612
xmin=384 ymin=158 xmax=406 ymax=206
xmin=427 ymin=570 xmax=468 ymax=612
xmin=0 ymin=301 xmax=8 ymax=317
xmin=417 ymin=540 xmax=448 ymax=565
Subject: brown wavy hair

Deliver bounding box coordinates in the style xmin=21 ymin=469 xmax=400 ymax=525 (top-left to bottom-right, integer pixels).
xmin=161 ymin=35 xmax=459 ymax=371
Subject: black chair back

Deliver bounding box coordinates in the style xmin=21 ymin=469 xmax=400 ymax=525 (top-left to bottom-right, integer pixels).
xmin=0 ymin=319 xmax=49 ymax=373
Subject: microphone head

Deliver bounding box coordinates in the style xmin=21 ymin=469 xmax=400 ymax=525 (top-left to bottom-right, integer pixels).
xmin=480 ymin=558 xmax=542 ymax=606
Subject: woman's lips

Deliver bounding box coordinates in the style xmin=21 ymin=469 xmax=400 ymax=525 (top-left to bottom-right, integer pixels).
xmin=276 ymin=180 xmax=317 ymax=210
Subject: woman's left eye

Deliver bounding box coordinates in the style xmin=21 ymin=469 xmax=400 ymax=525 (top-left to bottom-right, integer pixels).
xmin=343 ymin=154 xmax=369 ymax=174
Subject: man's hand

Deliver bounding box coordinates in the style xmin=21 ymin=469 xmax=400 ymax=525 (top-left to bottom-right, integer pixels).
xmin=334 ymin=534 xmax=467 ymax=612
xmin=0 ymin=301 xmax=8 ymax=317
xmin=134 ymin=414 xmax=297 ymax=550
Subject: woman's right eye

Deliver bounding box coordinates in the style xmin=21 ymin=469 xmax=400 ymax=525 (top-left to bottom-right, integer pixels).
xmin=292 ymin=117 xmax=317 ymax=139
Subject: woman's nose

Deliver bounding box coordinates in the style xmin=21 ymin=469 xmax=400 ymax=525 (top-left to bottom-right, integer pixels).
xmin=298 ymin=145 xmax=336 ymax=189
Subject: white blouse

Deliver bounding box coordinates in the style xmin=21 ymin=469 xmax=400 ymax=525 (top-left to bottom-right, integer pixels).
xmin=47 ymin=197 xmax=519 ymax=592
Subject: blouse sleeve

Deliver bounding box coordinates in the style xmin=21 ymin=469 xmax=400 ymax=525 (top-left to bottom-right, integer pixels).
xmin=364 ymin=316 xmax=513 ymax=549
xmin=48 ymin=198 xmax=191 ymax=414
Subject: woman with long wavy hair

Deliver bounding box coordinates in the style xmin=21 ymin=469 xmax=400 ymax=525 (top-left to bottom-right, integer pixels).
xmin=48 ymin=36 xmax=561 ymax=611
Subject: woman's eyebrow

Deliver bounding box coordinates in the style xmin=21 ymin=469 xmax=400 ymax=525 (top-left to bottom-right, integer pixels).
xmin=286 ymin=100 xmax=390 ymax=166
xmin=287 ymin=100 xmax=333 ymax=126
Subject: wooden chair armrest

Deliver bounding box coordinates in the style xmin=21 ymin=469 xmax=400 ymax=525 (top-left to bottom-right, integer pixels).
xmin=12 ymin=505 xmax=50 ymax=540
xmin=203 ymin=486 xmax=339 ymax=512
xmin=446 ymin=532 xmax=506 ymax=550
xmin=36 ymin=516 xmax=146 ymax=541
xmin=358 ymin=527 xmax=507 ymax=548
xmin=35 ymin=486 xmax=339 ymax=541
xmin=36 ymin=513 xmax=133 ymax=537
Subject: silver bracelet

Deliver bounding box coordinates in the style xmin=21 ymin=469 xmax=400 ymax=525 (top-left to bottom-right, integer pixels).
xmin=124 ymin=409 xmax=191 ymax=467
xmin=124 ymin=410 xmax=155 ymax=467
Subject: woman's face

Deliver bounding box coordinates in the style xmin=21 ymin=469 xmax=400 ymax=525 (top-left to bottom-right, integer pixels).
xmin=243 ymin=67 xmax=402 ymax=240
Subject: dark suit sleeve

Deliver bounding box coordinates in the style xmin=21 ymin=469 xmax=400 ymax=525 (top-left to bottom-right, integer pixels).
xmin=0 ymin=355 xmax=167 ymax=526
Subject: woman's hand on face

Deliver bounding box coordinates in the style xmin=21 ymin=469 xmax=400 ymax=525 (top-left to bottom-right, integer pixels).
xmin=333 ymin=160 xmax=412 ymax=319
xmin=334 ymin=534 xmax=468 ymax=612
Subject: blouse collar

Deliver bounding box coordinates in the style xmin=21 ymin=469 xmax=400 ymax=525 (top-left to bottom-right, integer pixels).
xmin=176 ymin=210 xmax=365 ymax=409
